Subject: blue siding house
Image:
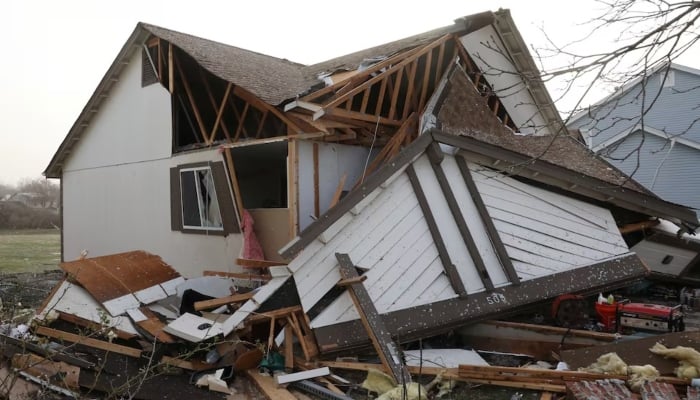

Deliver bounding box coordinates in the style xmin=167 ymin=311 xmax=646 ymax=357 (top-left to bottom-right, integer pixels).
xmin=568 ymin=63 xmax=700 ymax=218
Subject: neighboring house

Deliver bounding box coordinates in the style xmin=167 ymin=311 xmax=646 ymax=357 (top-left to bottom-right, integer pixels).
xmin=1 ymin=192 xmax=47 ymax=208
xmin=568 ymin=63 xmax=700 ymax=219
xmin=45 ymin=7 xmax=697 ymax=296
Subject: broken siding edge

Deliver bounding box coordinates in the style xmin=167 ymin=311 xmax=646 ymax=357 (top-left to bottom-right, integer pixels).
xmin=312 ymin=253 xmax=648 ymax=352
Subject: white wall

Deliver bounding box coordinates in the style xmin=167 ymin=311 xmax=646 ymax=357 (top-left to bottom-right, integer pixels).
xmin=61 ymin=48 xmax=241 ymax=277
xmin=460 ymin=26 xmax=552 ymax=136
xmin=297 ymin=141 xmax=374 ymax=230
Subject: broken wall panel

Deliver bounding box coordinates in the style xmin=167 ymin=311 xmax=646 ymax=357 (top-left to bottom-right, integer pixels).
xmin=60 ymin=250 xmax=184 ymax=316
xmin=312 ymin=253 xmax=647 ymax=352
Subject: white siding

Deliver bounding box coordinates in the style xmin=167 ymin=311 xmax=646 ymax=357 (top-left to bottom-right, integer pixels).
xmin=460 ymin=26 xmax=552 ymax=135
xmin=290 ymin=152 xmax=630 ymax=329
xmin=631 ymin=240 xmax=697 ymax=276
xmin=61 ymin=50 xmax=242 ymax=277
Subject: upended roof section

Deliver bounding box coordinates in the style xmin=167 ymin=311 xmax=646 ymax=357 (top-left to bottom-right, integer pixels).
xmin=278 ymin=131 xmax=647 ymax=351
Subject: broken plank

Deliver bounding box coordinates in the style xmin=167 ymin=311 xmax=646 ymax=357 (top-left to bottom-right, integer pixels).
xmin=35 ymin=326 xmax=142 ymax=358
xmin=275 ymin=367 xmax=330 ymax=385
xmin=336 ymin=275 xmax=367 ymax=287
xmin=335 ymin=253 xmax=411 ymax=385
xmin=11 ymin=353 xmax=80 ymax=389
xmin=236 ymin=258 xmax=288 ymax=268
xmin=127 ymin=307 xmax=176 ymax=343
xmin=246 ymin=370 xmax=297 ymax=400
xmin=194 ymin=292 xmax=254 ymax=311
xmin=203 ymin=270 xmax=271 ymax=281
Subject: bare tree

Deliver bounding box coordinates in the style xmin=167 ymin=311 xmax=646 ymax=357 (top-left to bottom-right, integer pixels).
xmin=531 ymin=0 xmax=700 ymax=190
xmin=17 ymin=178 xmax=59 ymax=209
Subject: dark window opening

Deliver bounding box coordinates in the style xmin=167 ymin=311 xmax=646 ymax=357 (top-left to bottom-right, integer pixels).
xmin=230 ymin=142 xmax=288 ymax=209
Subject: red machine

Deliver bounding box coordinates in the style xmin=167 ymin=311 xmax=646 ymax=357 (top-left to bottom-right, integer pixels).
xmin=617 ymin=303 xmax=684 ymax=333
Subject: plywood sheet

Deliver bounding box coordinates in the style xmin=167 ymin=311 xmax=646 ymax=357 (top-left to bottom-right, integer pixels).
xmin=60 ymin=250 xmax=182 ymax=315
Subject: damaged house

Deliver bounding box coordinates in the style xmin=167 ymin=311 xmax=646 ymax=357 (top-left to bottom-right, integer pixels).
xmin=43 ymin=8 xmax=700 ymax=366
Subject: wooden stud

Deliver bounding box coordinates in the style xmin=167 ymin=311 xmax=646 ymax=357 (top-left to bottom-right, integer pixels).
xmin=359 ymin=87 xmax=371 ymax=114
xmin=284 ymin=324 xmax=294 ymax=370
xmin=233 ymin=86 xmax=304 ymax=134
xmin=246 ymin=370 xmax=297 ymax=400
xmin=402 ymin=61 xmax=418 ymax=120
xmin=267 ymin=316 xmax=276 ymax=351
xmin=335 ymin=253 xmax=412 ymax=385
xmin=418 ymin=49 xmax=433 ymax=112
xmin=313 ymin=142 xmax=320 ymax=218
xmin=224 ymin=148 xmax=244 ymax=220
xmin=196 ymin=69 xmax=233 ymax=142
xmin=168 ymin=43 xmax=174 ymax=94
xmin=236 ymin=258 xmax=288 ymax=268
xmin=193 ymin=292 xmax=255 ymax=311
xmin=203 ymin=270 xmax=272 ymax=281
xmin=209 ymin=82 xmax=233 ymax=144
xmin=256 ymin=110 xmax=269 ymax=138
xmin=337 ymin=275 xmax=367 ymax=286
xmin=35 ymin=326 xmax=142 ymax=358
xmin=387 ymin=68 xmax=404 ymax=121
xmin=406 ymin=164 xmax=468 ymax=297
xmin=328 ymin=173 xmax=347 ymax=209
xmin=288 ymin=313 xmax=312 ymax=361
xmin=456 ymin=155 xmax=520 ymax=285
xmin=323 ymin=107 xmax=402 ymax=126
xmin=233 ymin=102 xmax=250 ymax=141
xmin=288 ymin=138 xmax=299 ymax=238
xmin=435 ymin=39 xmax=447 ymax=83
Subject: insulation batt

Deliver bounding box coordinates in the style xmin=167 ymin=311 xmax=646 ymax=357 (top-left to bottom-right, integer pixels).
xmin=579 ymin=352 xmax=628 ymax=375
xmin=649 ymin=342 xmax=700 ymax=379
xmin=627 ymin=365 xmax=660 ymax=392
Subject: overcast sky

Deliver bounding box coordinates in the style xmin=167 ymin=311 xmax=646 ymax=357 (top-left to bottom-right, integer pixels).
xmin=0 ymin=0 xmax=697 ymax=186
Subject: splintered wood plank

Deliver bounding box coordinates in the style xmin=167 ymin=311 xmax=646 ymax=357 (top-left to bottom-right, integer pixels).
xmin=35 ymin=326 xmax=142 ymax=358
xmin=127 ymin=307 xmax=176 ymax=343
xmin=246 ymin=370 xmax=297 ymax=400
xmin=11 ymin=353 xmax=80 ymax=390
xmin=335 ymin=253 xmax=411 ymax=385
xmin=194 ymin=292 xmax=255 ymax=311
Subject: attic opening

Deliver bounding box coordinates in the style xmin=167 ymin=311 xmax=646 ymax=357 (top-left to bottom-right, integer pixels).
xmin=140 ymin=37 xmax=289 ymax=152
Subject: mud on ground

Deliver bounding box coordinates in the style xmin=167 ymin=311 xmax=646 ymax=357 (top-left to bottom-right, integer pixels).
xmin=0 ymin=269 xmax=63 ymax=317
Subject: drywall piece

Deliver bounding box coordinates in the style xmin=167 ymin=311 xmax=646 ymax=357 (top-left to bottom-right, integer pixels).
xmin=275 ymin=367 xmax=331 ymax=385
xmin=35 ymin=280 xmax=139 ymax=336
xmin=60 ymin=250 xmax=182 ymax=315
xmin=164 ymin=313 xmax=224 ymax=342
xmin=403 ymin=349 xmax=489 ymax=368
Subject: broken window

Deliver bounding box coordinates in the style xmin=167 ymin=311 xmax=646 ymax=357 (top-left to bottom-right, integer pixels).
xmin=180 ymin=167 xmax=222 ymax=230
xmin=170 ymin=161 xmax=240 ymax=235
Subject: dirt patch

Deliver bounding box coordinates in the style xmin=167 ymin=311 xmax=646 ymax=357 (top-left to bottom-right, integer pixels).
xmin=0 ymin=269 xmax=63 ymax=314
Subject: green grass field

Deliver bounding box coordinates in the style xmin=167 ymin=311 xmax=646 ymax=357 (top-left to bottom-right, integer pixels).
xmin=0 ymin=229 xmax=61 ymax=273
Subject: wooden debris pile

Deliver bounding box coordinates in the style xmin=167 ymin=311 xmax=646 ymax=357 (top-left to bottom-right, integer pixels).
xmin=4 ymin=249 xmax=700 ymax=399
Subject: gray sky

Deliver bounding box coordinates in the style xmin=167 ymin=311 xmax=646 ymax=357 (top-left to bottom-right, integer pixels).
xmin=0 ymin=0 xmax=696 ymax=186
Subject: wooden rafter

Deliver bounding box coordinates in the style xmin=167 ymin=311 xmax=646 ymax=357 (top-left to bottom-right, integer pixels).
xmin=195 ymin=68 xmax=233 ymax=143
xmin=233 ymin=86 xmax=304 ymax=134
xmin=310 ymin=35 xmax=454 ymax=129
xmin=301 ymin=44 xmax=429 ymax=103
xmin=173 ymin=51 xmax=208 ymax=143
xmin=210 ymin=82 xmax=233 ymax=144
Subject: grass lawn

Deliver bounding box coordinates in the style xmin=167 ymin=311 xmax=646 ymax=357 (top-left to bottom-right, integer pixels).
xmin=0 ymin=229 xmax=61 ymax=273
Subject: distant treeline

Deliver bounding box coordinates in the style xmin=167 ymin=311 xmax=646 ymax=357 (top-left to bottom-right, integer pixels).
xmin=0 ymin=201 xmax=60 ymax=229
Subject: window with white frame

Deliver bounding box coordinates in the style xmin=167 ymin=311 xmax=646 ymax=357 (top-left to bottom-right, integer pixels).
xmin=170 ymin=161 xmax=239 ymax=235
xmin=180 ymin=167 xmax=223 ymax=230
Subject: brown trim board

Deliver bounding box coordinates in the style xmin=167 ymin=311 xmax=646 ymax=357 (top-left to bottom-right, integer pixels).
xmin=406 ymin=164 xmax=467 ymax=297
xmin=456 ymin=154 xmax=520 ymax=285
xmin=427 ymin=142 xmax=494 ymax=291
xmin=313 ymin=253 xmax=648 ymax=353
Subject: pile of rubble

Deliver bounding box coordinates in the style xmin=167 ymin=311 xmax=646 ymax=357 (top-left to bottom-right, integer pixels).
xmin=3 ymin=250 xmax=700 ymax=400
